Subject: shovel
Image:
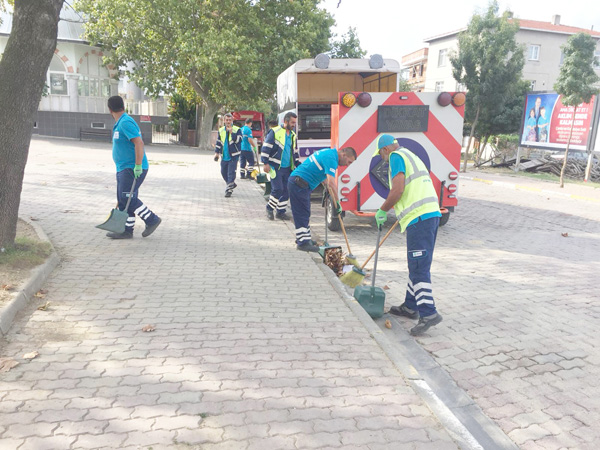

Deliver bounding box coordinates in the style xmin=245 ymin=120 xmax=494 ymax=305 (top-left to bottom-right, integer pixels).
xmin=96 ymin=178 xmax=137 ymax=233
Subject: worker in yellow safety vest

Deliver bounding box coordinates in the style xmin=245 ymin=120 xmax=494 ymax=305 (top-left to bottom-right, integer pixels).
xmin=214 ymin=113 xmax=243 ymax=198
xmin=374 ymin=134 xmax=443 ymax=336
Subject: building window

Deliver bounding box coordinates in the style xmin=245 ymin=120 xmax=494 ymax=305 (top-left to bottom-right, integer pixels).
xmin=528 ymin=45 xmax=540 ymax=61
xmin=435 ymin=81 xmax=444 ymax=92
xmin=78 ymin=52 xmax=111 ymax=98
xmin=456 ymin=82 xmax=466 ymax=92
xmin=560 ymin=51 xmax=565 ymax=66
xmin=529 ymin=80 xmax=536 ymax=90
xmin=438 ymin=49 xmax=448 ymax=67
xmin=594 ymin=51 xmax=600 ymax=69
xmin=91 ymin=122 xmax=106 ymax=129
xmin=49 ymin=72 xmax=68 ymax=95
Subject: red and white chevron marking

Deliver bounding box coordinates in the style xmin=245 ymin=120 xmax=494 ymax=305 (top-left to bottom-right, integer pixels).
xmin=337 ymin=92 xmax=464 ymax=212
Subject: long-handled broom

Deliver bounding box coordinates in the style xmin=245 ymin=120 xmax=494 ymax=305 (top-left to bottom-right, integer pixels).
xmin=327 ymin=186 xmax=359 ymax=267
xmin=339 ymin=220 xmax=399 ymax=288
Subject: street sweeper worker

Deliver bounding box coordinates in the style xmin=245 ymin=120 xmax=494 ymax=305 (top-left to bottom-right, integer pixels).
xmin=373 ymin=134 xmax=443 ymax=336
xmin=214 ymin=113 xmax=243 ymax=198
xmin=105 ymin=95 xmax=161 ymax=239
xmin=288 ymin=147 xmax=357 ymax=252
xmin=261 ymin=112 xmax=300 ymax=221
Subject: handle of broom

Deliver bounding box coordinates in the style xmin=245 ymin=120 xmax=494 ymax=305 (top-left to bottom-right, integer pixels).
xmin=327 ymin=186 xmax=352 ymax=255
xmin=360 ymin=220 xmax=399 ymax=270
xmin=124 ymin=177 xmax=138 ymax=213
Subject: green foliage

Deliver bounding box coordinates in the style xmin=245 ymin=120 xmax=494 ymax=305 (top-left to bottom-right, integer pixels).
xmin=451 ymin=1 xmax=525 ymax=139
xmin=169 ymin=93 xmax=196 ymax=132
xmin=554 ymin=32 xmax=600 ymax=106
xmin=398 ymin=78 xmax=413 ymax=92
xmin=329 ymin=27 xmax=366 ymax=59
xmin=75 ymin=0 xmax=334 ymax=113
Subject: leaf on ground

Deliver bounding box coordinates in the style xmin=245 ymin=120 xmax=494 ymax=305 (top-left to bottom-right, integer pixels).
xmin=23 ymin=351 xmax=39 ymax=360
xmin=561 ymin=232 xmax=569 ymax=237
xmin=37 ymin=301 xmax=51 ymax=311
xmin=1 ymin=285 xmax=14 ymax=291
xmin=383 ymin=285 xmax=390 ymax=290
xmin=0 ymin=358 xmax=19 ymax=373
xmin=385 ymin=320 xmax=392 ymax=329
xmin=30 ymin=217 xmax=39 ymax=221
xmin=34 ymin=291 xmax=45 ymax=299
xmin=142 ymin=324 xmax=156 ymax=332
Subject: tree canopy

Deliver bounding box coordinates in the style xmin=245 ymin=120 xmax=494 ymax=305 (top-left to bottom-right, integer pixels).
xmin=329 ymin=27 xmax=366 ymax=59
xmin=450 ymin=1 xmax=525 ymax=170
xmin=75 ymin=0 xmax=334 ymax=149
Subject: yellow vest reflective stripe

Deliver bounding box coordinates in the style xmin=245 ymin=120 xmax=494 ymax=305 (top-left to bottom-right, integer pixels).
xmin=388 ymin=149 xmax=440 ymax=232
xmin=219 ymin=126 xmax=240 ymax=145
xmin=273 ymin=126 xmax=297 ymax=170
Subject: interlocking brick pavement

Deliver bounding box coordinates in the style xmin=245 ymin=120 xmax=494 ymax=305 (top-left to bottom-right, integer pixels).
xmin=0 ymin=138 xmax=460 ymax=449
xmin=312 ymin=168 xmax=600 ymax=450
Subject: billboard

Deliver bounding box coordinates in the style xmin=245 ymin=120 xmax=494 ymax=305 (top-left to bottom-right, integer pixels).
xmin=520 ymin=93 xmax=596 ymax=151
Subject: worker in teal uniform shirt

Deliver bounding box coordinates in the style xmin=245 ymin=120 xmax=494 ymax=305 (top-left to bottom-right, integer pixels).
xmin=239 ymin=118 xmax=257 ymax=179
xmin=106 ymin=95 xmax=161 ymax=239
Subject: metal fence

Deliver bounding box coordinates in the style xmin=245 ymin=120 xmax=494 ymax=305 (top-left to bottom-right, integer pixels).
xmin=152 ymin=124 xmax=179 ymax=145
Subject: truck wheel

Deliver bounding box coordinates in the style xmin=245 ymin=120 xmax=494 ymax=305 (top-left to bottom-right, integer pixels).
xmin=439 ymin=211 xmax=450 ymax=227
xmin=326 ymin=197 xmax=341 ymax=231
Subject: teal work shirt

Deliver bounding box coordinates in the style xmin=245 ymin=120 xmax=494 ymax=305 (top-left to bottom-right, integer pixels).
xmin=112 ymin=113 xmax=149 ymax=172
xmin=223 ymin=133 xmax=231 ymax=161
xmin=280 ymin=133 xmax=292 ymax=168
xmin=291 ymin=148 xmax=338 ymax=190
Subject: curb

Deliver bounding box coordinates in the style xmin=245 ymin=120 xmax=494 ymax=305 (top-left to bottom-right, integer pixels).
xmin=0 ymin=218 xmax=60 ymax=335
xmin=313 ymin=257 xmax=518 ymax=450
xmin=463 ymin=175 xmax=600 ymax=203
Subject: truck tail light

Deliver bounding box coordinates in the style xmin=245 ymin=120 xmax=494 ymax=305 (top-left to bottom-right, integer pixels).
xmin=452 ymin=92 xmax=466 ymax=107
xmin=437 ymin=92 xmax=452 ymax=106
xmin=447 ymin=184 xmax=457 ymax=193
xmin=342 ymin=93 xmax=356 ymax=108
xmin=357 ymin=92 xmax=372 ymax=107
xmin=448 ymin=171 xmax=458 ymax=180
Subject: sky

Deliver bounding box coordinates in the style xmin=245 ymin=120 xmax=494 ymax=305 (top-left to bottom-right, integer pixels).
xmin=322 ymin=0 xmax=600 ymax=65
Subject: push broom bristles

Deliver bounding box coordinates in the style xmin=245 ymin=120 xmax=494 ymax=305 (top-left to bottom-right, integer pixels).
xmin=345 ymin=254 xmax=359 ymax=268
xmin=340 ymin=266 xmax=366 ymax=288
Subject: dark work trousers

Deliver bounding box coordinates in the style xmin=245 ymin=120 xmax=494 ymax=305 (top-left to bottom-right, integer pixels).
xmin=220 ymin=156 xmax=239 ymax=191
xmin=288 ymin=176 xmax=312 ymax=245
xmin=239 ymin=151 xmax=255 ymax=178
xmin=267 ymin=166 xmax=291 ymax=215
xmin=403 ymin=216 xmax=440 ymax=318
xmin=116 ymin=168 xmax=160 ymax=234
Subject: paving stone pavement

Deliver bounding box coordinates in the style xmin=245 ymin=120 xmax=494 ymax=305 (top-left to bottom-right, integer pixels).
xmin=0 ymin=138 xmax=462 ymax=450
xmin=312 ymin=168 xmax=600 ymax=450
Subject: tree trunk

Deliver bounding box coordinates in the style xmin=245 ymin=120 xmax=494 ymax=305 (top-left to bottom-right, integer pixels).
xmin=0 ymin=0 xmax=64 ymax=249
xmin=559 ymin=108 xmax=577 ymax=188
xmin=462 ymin=105 xmax=480 ymax=173
xmin=475 ymin=134 xmax=489 ymax=167
xmin=198 ymin=100 xmax=221 ymax=152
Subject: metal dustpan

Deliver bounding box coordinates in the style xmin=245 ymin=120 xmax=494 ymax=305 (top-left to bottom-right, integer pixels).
xmin=96 ymin=179 xmax=137 ymax=233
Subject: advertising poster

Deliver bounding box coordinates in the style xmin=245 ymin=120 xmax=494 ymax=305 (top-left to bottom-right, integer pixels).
xmin=520 ymin=93 xmax=596 ymax=151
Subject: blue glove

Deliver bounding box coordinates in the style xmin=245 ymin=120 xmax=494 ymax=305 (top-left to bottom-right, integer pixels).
xmin=133 ymin=164 xmax=143 ymax=178
xmin=375 ymin=208 xmax=387 ymax=228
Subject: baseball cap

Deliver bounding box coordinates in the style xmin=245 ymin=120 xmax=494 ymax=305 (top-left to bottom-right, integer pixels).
xmin=372 ymin=134 xmax=397 ymax=156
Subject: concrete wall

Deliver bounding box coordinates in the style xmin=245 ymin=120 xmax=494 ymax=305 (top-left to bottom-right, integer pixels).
xmin=31 ymin=111 xmax=167 ymax=145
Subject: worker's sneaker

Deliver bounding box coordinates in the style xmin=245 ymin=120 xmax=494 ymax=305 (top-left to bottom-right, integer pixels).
xmin=389 ymin=304 xmax=419 ymax=320
xmin=142 ymin=217 xmax=161 ymax=238
xmin=106 ymin=231 xmax=133 ymax=239
xmin=266 ymin=209 xmax=274 ymax=220
xmin=240 ymin=173 xmax=246 ymax=179
xmin=225 ymin=190 xmax=232 ymax=198
xmin=297 ymin=242 xmax=320 ymax=253
xmin=410 ymin=313 xmax=443 ymax=336
xmin=276 ymin=212 xmax=291 ymax=221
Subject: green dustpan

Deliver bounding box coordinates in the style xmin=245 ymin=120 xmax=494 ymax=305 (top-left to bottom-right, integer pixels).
xmin=96 ymin=178 xmax=137 ymax=233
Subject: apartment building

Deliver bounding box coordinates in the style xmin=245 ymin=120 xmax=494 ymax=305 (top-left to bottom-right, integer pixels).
xmin=401 ymin=48 xmax=428 ymax=91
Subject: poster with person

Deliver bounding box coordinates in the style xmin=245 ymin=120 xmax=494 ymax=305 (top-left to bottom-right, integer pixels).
xmin=520 ymin=93 xmax=596 ymax=151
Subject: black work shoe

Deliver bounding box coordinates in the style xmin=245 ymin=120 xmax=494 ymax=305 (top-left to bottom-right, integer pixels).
xmin=297 ymin=243 xmax=320 ymax=253
xmin=240 ymin=173 xmax=246 ymax=179
xmin=410 ymin=313 xmax=443 ymax=336
xmin=106 ymin=231 xmax=133 ymax=239
xmin=266 ymin=209 xmax=274 ymax=220
xmin=142 ymin=217 xmax=161 ymax=238
xmin=389 ymin=304 xmax=419 ymax=320
xmin=276 ymin=212 xmax=291 ymax=221
xmin=231 ymin=182 xmax=238 ymax=189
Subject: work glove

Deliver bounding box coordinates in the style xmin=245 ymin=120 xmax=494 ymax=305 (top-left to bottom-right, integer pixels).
xmin=133 ymin=164 xmax=143 ymax=179
xmin=269 ymin=168 xmax=276 ymax=179
xmin=336 ymin=201 xmax=343 ymax=215
xmin=375 ymin=208 xmax=387 ymax=229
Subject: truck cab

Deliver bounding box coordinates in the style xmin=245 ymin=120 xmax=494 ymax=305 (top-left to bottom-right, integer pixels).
xmin=232 ymin=111 xmax=266 ymax=146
